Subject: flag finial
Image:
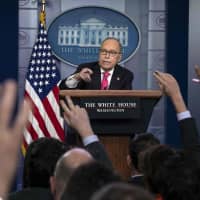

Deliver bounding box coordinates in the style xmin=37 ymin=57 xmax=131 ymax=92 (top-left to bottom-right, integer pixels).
xmin=40 ymin=0 xmax=46 ymax=26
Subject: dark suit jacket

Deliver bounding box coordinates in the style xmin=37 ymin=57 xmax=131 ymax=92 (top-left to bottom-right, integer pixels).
xmin=59 ymin=62 xmax=134 ymax=90
xmin=85 ymin=141 xmax=113 ymax=169
xmin=8 ymin=187 xmax=53 ymax=200
xmin=179 ymin=117 xmax=200 ymax=165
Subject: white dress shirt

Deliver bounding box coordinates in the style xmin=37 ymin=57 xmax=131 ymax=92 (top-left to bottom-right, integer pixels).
xmin=65 ymin=68 xmax=114 ymax=88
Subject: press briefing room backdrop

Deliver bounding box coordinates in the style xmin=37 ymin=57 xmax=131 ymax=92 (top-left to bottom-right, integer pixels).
xmin=1 ymin=0 xmax=198 ymax=149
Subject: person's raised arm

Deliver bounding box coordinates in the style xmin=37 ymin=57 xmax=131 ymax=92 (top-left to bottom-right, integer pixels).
xmin=0 ymin=80 xmax=31 ymax=199
xmin=60 ymin=96 xmax=112 ymax=168
xmin=153 ymin=71 xmax=200 ymax=155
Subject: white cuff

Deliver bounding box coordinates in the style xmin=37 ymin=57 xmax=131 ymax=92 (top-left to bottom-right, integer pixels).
xmin=83 ymin=135 xmax=99 ymax=146
xmin=65 ymin=74 xmax=79 ymax=88
xmin=177 ymin=110 xmax=192 ymax=121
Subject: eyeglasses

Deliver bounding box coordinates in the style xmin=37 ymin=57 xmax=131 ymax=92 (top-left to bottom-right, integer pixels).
xmin=99 ymin=49 xmax=121 ymax=57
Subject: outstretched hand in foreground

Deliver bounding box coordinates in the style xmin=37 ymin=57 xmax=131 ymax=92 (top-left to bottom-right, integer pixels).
xmin=0 ymin=80 xmax=31 ymax=198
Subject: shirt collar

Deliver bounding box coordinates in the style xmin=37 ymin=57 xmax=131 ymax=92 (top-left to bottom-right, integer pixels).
xmin=100 ymin=68 xmax=114 ymax=76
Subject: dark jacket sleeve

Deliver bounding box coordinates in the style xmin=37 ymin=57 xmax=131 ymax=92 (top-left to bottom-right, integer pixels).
xmin=179 ymin=117 xmax=200 ymax=164
xmin=85 ymin=141 xmax=113 ymax=169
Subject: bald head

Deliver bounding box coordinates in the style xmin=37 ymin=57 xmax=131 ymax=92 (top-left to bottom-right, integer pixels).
xmin=62 ymin=148 xmax=93 ymax=170
xmin=50 ymin=148 xmax=93 ymax=200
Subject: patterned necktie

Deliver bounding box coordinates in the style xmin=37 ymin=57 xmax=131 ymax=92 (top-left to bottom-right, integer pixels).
xmin=101 ymin=71 xmax=110 ymax=90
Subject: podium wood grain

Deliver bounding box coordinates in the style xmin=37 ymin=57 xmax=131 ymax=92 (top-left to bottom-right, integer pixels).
xmin=99 ymin=135 xmax=131 ymax=179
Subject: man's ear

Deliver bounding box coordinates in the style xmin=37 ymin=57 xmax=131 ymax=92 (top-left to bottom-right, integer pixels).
xmin=126 ymin=154 xmax=132 ymax=168
xmin=117 ymin=53 xmax=122 ymax=63
xmin=50 ymin=176 xmax=56 ymax=195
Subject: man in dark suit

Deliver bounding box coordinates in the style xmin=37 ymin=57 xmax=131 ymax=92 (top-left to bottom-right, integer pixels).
xmin=59 ymin=37 xmax=134 ymax=90
xmin=127 ymin=133 xmax=160 ymax=187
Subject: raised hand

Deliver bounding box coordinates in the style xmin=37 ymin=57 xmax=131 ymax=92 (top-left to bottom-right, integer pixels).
xmin=0 ymin=80 xmax=31 ymax=197
xmin=60 ymin=96 xmax=94 ymax=139
xmin=75 ymin=68 xmax=93 ymax=82
xmin=153 ymin=71 xmax=187 ymax=113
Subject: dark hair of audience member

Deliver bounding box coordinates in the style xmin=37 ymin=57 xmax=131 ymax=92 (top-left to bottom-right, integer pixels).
xmin=129 ymin=133 xmax=160 ymax=170
xmin=154 ymin=153 xmax=200 ymax=200
xmin=139 ymin=144 xmax=176 ymax=192
xmin=91 ymin=182 xmax=155 ymax=200
xmin=23 ymin=137 xmax=69 ymax=188
xmin=140 ymin=144 xmax=200 ymax=200
xmin=61 ymin=161 xmax=121 ymax=200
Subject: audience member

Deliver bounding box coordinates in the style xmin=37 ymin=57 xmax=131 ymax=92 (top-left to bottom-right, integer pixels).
xmin=9 ymin=137 xmax=68 ymax=200
xmin=50 ymin=147 xmax=93 ymax=200
xmin=61 ymin=161 xmax=121 ymax=200
xmin=154 ymin=71 xmax=200 ymax=163
xmin=91 ymin=182 xmax=154 ymax=200
xmin=60 ymin=96 xmax=112 ymax=168
xmin=127 ymin=133 xmax=160 ymax=187
xmin=141 ymin=144 xmax=200 ymax=200
xmin=0 ymin=80 xmax=31 ymax=199
xmin=23 ymin=137 xmax=68 ymax=188
xmin=137 ymin=71 xmax=200 ymax=200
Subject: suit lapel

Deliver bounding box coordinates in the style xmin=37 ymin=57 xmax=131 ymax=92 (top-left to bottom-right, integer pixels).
xmin=91 ymin=64 xmax=101 ymax=89
xmin=109 ymin=66 xmax=122 ymax=89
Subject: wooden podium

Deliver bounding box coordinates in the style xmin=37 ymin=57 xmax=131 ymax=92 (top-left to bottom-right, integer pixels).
xmin=59 ymin=90 xmax=162 ymax=179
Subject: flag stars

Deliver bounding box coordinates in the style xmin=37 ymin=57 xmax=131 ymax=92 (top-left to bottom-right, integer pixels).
xmin=32 ymin=53 xmax=37 ymax=57
xmin=52 ymin=66 xmax=56 ymax=70
xmin=38 ymin=88 xmax=43 ymax=93
xmin=31 ymin=60 xmax=36 ymax=65
xmin=42 ymin=52 xmax=46 ymax=57
xmin=45 ymin=80 xmax=49 ymax=85
xmin=29 ymin=74 xmax=33 ymax=79
xmin=33 ymin=82 xmax=38 ymax=86
xmin=39 ymin=37 xmax=43 ymax=42
xmin=46 ymin=66 xmax=51 ymax=71
xmin=47 ymin=52 xmax=51 ymax=57
xmin=35 ymin=74 xmax=39 ymax=79
xmin=52 ymin=73 xmax=56 ymax=78
xmin=30 ymin=67 xmax=34 ymax=72
xmin=40 ymin=74 xmax=44 ymax=79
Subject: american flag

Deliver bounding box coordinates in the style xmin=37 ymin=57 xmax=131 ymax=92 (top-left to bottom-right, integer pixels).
xmin=22 ymin=13 xmax=65 ymax=153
